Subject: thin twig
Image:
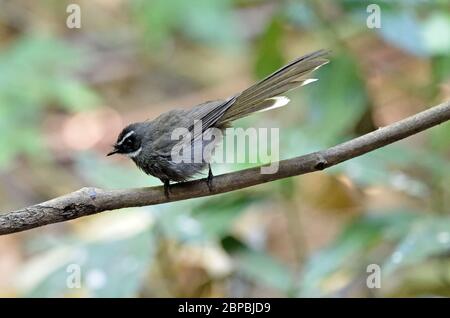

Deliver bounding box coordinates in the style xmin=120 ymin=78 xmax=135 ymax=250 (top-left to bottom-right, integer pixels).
xmin=1 ymin=101 xmax=449 ymax=236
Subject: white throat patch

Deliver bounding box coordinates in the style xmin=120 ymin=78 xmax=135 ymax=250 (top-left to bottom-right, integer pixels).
xmin=126 ymin=146 xmax=142 ymax=158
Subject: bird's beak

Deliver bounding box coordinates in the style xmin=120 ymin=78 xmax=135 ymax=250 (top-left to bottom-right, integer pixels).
xmin=106 ymin=149 xmax=119 ymax=156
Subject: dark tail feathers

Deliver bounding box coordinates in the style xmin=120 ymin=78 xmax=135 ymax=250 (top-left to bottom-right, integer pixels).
xmin=219 ymin=49 xmax=329 ymax=123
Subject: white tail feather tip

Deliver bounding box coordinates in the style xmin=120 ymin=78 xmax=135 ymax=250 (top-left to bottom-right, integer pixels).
xmin=301 ymin=78 xmax=318 ymax=86
xmin=259 ymin=96 xmax=291 ymax=113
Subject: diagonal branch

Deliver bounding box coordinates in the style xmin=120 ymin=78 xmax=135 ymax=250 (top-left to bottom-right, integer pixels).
xmin=1 ymin=101 xmax=449 ymax=236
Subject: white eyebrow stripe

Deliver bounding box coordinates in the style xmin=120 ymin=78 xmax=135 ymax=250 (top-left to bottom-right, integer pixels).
xmin=117 ymin=130 xmax=135 ymax=145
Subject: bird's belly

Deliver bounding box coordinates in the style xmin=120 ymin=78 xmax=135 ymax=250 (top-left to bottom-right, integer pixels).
xmin=134 ymin=157 xmax=207 ymax=182
xmin=134 ymin=129 xmax=223 ymax=182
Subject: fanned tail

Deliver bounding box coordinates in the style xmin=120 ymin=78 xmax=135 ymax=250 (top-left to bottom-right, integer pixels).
xmin=218 ymin=49 xmax=329 ymax=124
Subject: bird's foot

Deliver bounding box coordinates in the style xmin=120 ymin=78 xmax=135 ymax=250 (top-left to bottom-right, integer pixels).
xmin=163 ymin=180 xmax=171 ymax=199
xmin=206 ymin=165 xmax=214 ymax=192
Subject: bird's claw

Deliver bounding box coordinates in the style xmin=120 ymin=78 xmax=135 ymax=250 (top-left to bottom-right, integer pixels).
xmin=163 ymin=180 xmax=170 ymax=199
xmin=206 ymin=165 xmax=214 ymax=192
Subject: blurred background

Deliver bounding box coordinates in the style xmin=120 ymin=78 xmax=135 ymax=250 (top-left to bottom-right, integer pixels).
xmin=0 ymin=0 xmax=449 ymax=297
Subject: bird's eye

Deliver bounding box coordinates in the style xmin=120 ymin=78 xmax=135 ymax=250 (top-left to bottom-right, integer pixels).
xmin=126 ymin=138 xmax=133 ymax=144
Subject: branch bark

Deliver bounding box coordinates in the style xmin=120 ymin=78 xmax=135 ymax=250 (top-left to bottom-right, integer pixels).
xmin=1 ymin=101 xmax=449 ymax=236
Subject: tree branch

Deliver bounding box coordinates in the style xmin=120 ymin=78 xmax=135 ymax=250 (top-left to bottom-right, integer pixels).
xmin=1 ymin=101 xmax=449 ymax=236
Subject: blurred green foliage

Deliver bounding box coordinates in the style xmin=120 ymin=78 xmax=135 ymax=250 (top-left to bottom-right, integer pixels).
xmin=131 ymin=0 xmax=241 ymax=49
xmin=0 ymin=0 xmax=449 ymax=298
xmin=304 ymin=52 xmax=368 ymax=143
xmin=300 ymin=211 xmax=419 ymax=296
xmin=24 ymin=220 xmax=153 ymax=297
xmin=254 ymin=18 xmax=285 ymax=79
xmin=0 ymin=36 xmax=99 ymax=167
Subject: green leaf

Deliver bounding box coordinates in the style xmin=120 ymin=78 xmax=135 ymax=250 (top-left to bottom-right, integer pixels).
xmin=431 ymin=55 xmax=450 ymax=98
xmin=54 ymin=80 xmax=100 ymax=112
xmin=383 ymin=216 xmax=450 ymax=277
xmin=23 ymin=219 xmax=154 ymax=297
xmin=151 ymin=193 xmax=264 ymax=243
xmin=429 ymin=120 xmax=450 ymax=153
xmin=299 ymin=211 xmax=418 ymax=297
xmin=131 ymin=0 xmax=183 ymax=47
xmin=0 ymin=36 xmax=100 ymax=168
xmin=181 ymin=0 xmax=239 ymax=47
xmin=131 ymin=0 xmax=239 ymax=48
xmin=236 ymin=248 xmax=293 ymax=292
xmin=192 ymin=194 xmax=263 ymax=239
xmin=254 ymin=17 xmax=285 ymax=79
xmin=304 ymin=52 xmax=368 ymax=144
xmin=421 ymin=13 xmax=450 ymax=55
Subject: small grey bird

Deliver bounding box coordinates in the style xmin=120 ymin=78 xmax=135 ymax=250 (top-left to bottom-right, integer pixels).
xmin=107 ymin=49 xmax=329 ymax=197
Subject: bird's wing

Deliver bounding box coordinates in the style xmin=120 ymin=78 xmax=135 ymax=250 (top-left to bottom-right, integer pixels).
xmin=188 ymin=97 xmax=236 ymax=131
xmin=163 ymin=50 xmax=329 ymax=146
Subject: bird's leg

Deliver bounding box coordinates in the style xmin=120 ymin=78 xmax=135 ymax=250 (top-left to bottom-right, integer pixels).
xmin=207 ymin=164 xmax=214 ymax=192
xmin=162 ymin=179 xmax=170 ymax=199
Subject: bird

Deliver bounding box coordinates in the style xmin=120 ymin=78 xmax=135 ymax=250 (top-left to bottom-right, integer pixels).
xmin=107 ymin=49 xmax=329 ymax=198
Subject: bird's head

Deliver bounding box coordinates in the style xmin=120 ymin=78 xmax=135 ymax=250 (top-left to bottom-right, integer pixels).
xmin=107 ymin=123 xmax=143 ymax=158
